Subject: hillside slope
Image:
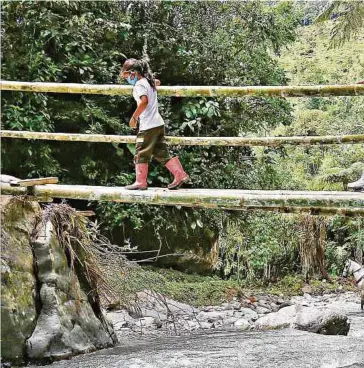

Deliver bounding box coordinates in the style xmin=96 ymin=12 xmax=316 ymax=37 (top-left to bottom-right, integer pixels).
xmin=265 ymin=20 xmax=364 ymax=191
xmin=279 ymin=21 xmax=364 ymax=85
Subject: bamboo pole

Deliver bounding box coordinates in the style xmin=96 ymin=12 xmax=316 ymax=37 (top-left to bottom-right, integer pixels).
xmin=2 ymin=130 xmax=364 ymax=147
xmin=10 ymin=177 xmax=59 ymax=187
xmin=1 ymin=81 xmax=364 ymax=97
xmin=1 ymin=184 xmax=363 ymax=215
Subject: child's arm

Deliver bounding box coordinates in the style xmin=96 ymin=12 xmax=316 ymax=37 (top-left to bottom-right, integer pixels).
xmin=129 ymin=96 xmax=148 ymax=128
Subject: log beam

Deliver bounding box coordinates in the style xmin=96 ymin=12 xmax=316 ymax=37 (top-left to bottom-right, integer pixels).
xmin=2 ymin=130 xmax=364 ymax=147
xmin=9 ymin=177 xmax=59 ymax=187
xmin=1 ymin=81 xmax=364 ymax=97
xmin=1 ymin=184 xmax=363 ymax=216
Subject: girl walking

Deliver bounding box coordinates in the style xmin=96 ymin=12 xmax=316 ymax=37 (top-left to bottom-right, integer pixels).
xmin=120 ymin=58 xmax=189 ymax=190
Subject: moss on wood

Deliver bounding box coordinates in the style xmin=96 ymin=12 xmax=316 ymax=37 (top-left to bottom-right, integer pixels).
xmin=1 ymin=184 xmax=363 ymax=215
xmin=2 ymin=130 xmax=364 ymax=147
xmin=1 ymin=81 xmax=364 ymax=97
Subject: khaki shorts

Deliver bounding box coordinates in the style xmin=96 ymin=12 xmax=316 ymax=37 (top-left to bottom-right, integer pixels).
xmin=134 ymin=125 xmax=171 ymax=164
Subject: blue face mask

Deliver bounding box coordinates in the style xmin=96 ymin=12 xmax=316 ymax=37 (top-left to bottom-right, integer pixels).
xmin=126 ymin=74 xmax=138 ymax=86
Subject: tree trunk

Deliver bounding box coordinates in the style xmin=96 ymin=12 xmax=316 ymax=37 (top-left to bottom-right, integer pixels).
xmin=298 ymin=215 xmax=328 ymax=280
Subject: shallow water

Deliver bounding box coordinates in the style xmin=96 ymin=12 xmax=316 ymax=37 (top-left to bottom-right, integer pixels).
xmin=28 ymin=295 xmax=364 ymax=368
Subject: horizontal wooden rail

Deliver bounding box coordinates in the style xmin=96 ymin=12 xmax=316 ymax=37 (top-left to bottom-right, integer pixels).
xmin=9 ymin=177 xmax=58 ymax=187
xmin=2 ymin=130 xmax=364 ymax=147
xmin=1 ymin=81 xmax=364 ymax=97
xmin=1 ymin=184 xmax=363 ymax=216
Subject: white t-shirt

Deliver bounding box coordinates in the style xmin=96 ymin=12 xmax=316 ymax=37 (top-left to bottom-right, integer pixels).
xmin=133 ymin=78 xmax=164 ymax=131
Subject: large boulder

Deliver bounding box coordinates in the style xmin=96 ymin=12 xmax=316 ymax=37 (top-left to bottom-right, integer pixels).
xmin=1 ymin=197 xmax=39 ymax=365
xmin=0 ymin=197 xmax=118 ymax=365
xmin=26 ymin=219 xmax=118 ymax=361
xmin=254 ymin=305 xmax=298 ymax=330
xmin=255 ymin=305 xmax=349 ymax=335
xmin=293 ymin=308 xmax=350 ymax=335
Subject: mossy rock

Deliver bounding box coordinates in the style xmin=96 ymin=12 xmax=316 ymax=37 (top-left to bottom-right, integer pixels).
xmin=1 ymin=196 xmax=39 ymax=364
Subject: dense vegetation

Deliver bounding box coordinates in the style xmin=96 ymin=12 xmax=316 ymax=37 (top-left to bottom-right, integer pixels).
xmin=1 ymin=1 xmax=363 ymax=286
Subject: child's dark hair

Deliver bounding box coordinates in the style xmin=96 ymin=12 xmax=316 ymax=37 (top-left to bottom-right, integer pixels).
xmin=123 ymin=57 xmax=155 ymax=89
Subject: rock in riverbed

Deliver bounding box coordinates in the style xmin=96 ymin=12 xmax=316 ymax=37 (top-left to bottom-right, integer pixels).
xmin=255 ymin=304 xmax=349 ymax=335
xmin=293 ymin=308 xmax=350 ymax=335
xmin=107 ymin=291 xmax=350 ymax=339
xmin=234 ymin=318 xmax=251 ymax=331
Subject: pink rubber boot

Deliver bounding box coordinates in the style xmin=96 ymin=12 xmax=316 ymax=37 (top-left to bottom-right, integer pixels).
xmin=165 ymin=157 xmax=189 ymax=189
xmin=125 ymin=163 xmax=148 ymax=190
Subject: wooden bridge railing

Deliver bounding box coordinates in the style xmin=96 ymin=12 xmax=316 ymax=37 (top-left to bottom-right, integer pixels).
xmin=1 ymin=130 xmax=364 ymax=147
xmin=1 ymin=183 xmax=363 ymax=216
xmin=1 ymin=81 xmax=364 ymax=97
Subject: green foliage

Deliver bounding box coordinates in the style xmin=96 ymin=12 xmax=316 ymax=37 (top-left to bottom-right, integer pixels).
xmin=315 ymin=0 xmax=364 ymax=48
xmin=130 ymin=267 xmax=355 ymax=306
xmin=162 ymin=279 xmax=239 ymax=306
xmin=275 ymin=19 xmax=364 ymax=192
xmin=2 ymin=1 xmax=132 ymax=180
xmin=217 ymin=212 xmax=299 ymax=281
xmin=125 ymin=1 xmax=300 ymax=85
xmin=325 ymin=217 xmax=364 ymax=275
xmin=268 ymin=275 xmax=305 ymax=295
xmin=274 ymin=20 xmax=364 ymax=279
xmin=96 ymin=202 xmax=145 ymax=232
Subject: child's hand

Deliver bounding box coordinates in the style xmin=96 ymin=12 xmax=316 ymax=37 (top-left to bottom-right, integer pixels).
xmin=129 ymin=116 xmax=138 ymax=128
